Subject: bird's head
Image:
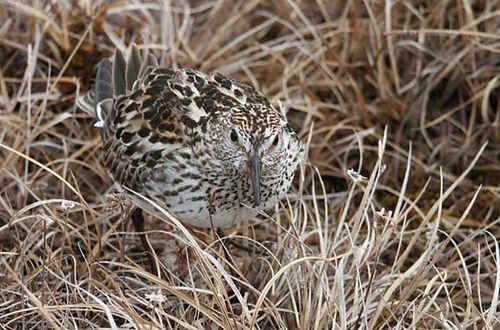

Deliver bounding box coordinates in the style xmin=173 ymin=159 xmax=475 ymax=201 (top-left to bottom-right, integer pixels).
xmin=208 ymin=104 xmax=304 ymax=207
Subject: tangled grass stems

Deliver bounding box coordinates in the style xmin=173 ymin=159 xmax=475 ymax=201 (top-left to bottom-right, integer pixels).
xmin=1 ymin=0 xmax=499 ymax=329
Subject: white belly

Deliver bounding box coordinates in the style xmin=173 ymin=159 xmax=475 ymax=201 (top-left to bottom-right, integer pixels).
xmin=174 ymin=205 xmax=258 ymax=228
xmin=128 ymin=189 xmax=278 ymax=228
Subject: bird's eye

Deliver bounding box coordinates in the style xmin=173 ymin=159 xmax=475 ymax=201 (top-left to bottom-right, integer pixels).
xmin=230 ymin=129 xmax=238 ymax=142
xmin=272 ymin=135 xmax=279 ymax=146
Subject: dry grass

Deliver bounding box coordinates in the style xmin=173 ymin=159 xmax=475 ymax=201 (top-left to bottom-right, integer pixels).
xmin=1 ymin=0 xmax=499 ymax=329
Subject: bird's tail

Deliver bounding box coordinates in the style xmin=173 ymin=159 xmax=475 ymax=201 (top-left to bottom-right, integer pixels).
xmin=76 ymin=44 xmax=158 ymax=129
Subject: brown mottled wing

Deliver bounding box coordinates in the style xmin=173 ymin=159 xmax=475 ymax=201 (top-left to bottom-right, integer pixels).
xmin=101 ymin=70 xmax=186 ymax=190
xmin=77 ymin=44 xmax=185 ymax=190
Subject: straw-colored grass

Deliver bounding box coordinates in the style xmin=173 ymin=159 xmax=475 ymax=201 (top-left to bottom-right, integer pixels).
xmin=0 ymin=1 xmax=499 ymax=329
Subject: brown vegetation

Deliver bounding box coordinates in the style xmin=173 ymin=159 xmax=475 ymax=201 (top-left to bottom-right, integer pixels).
xmin=0 ymin=1 xmax=499 ymax=329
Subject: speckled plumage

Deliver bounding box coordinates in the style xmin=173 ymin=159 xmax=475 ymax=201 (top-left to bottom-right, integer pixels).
xmin=78 ymin=45 xmax=305 ymax=228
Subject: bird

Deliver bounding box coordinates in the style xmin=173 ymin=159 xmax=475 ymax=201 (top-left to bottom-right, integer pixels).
xmin=77 ymin=44 xmax=305 ymax=262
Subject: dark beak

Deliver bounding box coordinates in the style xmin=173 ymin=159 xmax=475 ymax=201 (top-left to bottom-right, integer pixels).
xmin=249 ymin=155 xmax=261 ymax=207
